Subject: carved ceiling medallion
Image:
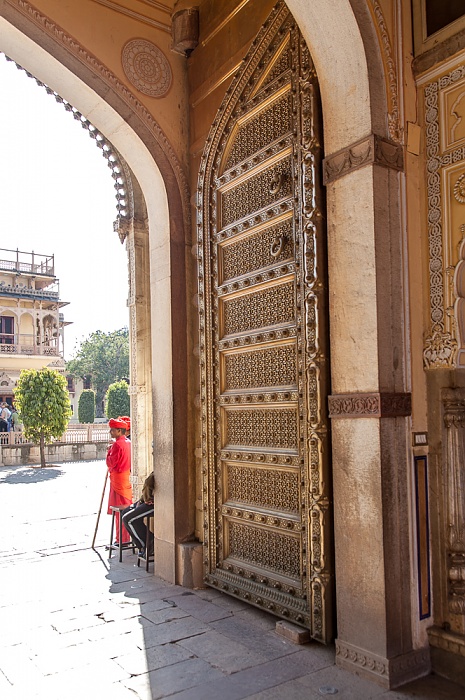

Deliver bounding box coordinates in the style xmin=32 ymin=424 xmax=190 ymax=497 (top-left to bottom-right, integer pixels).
xmin=122 ymin=39 xmax=172 ymax=98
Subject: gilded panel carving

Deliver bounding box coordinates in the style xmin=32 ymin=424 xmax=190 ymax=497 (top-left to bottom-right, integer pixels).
xmin=226 ymin=463 xmax=299 ymax=513
xmin=223 ymin=343 xmax=296 ymax=390
xmin=198 ymin=1 xmax=332 ymax=640
xmin=220 ymin=157 xmax=292 ymax=227
xmin=224 ymin=407 xmax=298 ymax=450
xmin=222 ymin=281 xmax=294 ymax=336
xmin=220 ymin=219 xmax=293 ymax=283
xmin=228 ymin=521 xmax=301 ymax=579
xmin=250 ymin=34 xmax=291 ymax=98
xmin=224 ymin=91 xmax=292 ymax=171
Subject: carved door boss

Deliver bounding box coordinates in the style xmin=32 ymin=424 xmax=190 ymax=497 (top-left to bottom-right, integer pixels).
xmin=198 ymin=2 xmax=333 ymax=642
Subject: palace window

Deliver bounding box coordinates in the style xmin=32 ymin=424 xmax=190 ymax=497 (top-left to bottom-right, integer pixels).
xmin=413 ymin=1 xmax=465 ymax=54
xmin=0 ymin=316 xmax=14 ymax=344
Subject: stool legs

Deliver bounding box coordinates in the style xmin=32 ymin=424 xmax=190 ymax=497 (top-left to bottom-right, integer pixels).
xmin=108 ymin=506 xmax=136 ymax=560
xmin=137 ymin=515 xmax=154 ymax=571
xmin=118 ymin=510 xmax=123 ymax=563
xmin=108 ymin=509 xmax=116 ymax=559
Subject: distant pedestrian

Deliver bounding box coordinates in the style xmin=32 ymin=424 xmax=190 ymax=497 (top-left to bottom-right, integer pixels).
xmin=1 ymin=403 xmax=11 ymax=432
xmin=10 ymin=407 xmax=21 ymax=431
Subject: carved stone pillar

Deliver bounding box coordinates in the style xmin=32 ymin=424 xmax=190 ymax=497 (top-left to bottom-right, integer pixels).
xmin=324 ymin=141 xmax=430 ymax=687
xmin=443 ymin=391 xmax=465 ymax=620
xmin=118 ymin=217 xmax=153 ymax=496
xmin=427 ymin=388 xmax=465 ymax=687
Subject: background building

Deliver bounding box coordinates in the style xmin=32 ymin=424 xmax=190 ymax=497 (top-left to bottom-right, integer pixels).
xmin=0 ymin=247 xmax=69 ymax=405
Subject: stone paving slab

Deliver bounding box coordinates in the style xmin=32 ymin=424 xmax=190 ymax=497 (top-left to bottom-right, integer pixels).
xmin=162 ymin=590 xmax=235 ymax=623
xmin=114 ymin=641 xmax=195 ymax=676
xmin=123 ymin=656 xmax=226 ymax=700
xmin=1 ymin=460 xmax=465 ymax=700
xmin=176 ymin=629 xmax=269 ymax=674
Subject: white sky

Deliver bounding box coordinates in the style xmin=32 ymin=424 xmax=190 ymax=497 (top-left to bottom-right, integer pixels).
xmin=0 ymin=53 xmax=129 ymax=360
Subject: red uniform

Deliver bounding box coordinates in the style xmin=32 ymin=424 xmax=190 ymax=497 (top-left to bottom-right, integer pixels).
xmin=106 ymin=435 xmax=132 ymax=543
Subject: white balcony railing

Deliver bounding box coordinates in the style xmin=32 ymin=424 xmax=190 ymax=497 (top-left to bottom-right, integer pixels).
xmin=0 ymin=424 xmax=110 ymax=446
xmin=0 ymin=334 xmax=59 ymax=356
xmin=0 ymin=248 xmax=54 ymax=277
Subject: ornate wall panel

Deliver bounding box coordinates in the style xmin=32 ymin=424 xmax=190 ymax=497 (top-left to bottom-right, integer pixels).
xmin=197 ymin=2 xmax=333 ymax=641
xmin=421 ymin=62 xmax=465 ymax=368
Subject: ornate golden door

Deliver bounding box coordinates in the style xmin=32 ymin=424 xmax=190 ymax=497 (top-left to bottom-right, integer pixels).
xmin=198 ymin=2 xmax=333 ymax=642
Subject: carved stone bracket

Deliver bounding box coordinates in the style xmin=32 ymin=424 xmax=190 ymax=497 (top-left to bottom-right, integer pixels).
xmin=328 ymin=392 xmax=411 ymax=418
xmin=171 ymin=8 xmax=199 ymax=57
xmin=322 ymin=133 xmax=404 ymax=185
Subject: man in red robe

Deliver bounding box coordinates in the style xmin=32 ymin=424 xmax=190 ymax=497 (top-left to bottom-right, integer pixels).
xmin=106 ymin=417 xmax=132 ymax=544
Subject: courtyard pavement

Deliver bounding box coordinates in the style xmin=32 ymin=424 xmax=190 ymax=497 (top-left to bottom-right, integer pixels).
xmin=0 ymin=459 xmax=463 ymax=700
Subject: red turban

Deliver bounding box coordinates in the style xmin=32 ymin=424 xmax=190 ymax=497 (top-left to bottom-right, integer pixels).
xmin=119 ymin=416 xmax=131 ymax=431
xmin=108 ymin=418 xmax=128 ymax=430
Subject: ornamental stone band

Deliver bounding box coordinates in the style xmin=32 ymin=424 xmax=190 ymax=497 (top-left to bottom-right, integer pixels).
xmin=322 ymin=133 xmax=404 ymax=185
xmin=328 ymin=392 xmax=412 ymax=418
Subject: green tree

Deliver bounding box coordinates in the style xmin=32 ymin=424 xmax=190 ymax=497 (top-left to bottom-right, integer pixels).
xmin=15 ymin=368 xmax=72 ymax=468
xmin=105 ymin=380 xmax=130 ymax=420
xmin=66 ymin=328 xmax=129 ymax=416
xmin=78 ymin=389 xmax=95 ymax=423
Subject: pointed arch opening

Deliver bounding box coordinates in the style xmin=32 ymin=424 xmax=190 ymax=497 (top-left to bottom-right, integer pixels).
xmin=0 ymin=9 xmax=190 ymax=583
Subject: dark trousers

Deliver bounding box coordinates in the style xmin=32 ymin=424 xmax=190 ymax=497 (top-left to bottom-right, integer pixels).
xmin=121 ymin=501 xmax=154 ymax=552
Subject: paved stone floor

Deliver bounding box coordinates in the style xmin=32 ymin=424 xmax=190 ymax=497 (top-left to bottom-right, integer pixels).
xmin=0 ymin=460 xmax=463 ymax=699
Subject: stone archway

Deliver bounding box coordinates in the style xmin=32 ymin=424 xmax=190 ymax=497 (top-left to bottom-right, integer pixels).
xmin=0 ymin=4 xmax=190 ymax=585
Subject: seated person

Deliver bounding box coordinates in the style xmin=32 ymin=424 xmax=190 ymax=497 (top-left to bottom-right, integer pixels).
xmin=122 ymin=471 xmax=154 ymax=557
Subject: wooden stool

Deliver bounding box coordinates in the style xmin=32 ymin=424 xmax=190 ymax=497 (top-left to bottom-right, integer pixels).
xmin=137 ymin=514 xmax=154 ymax=572
xmin=108 ymin=505 xmax=136 ymax=562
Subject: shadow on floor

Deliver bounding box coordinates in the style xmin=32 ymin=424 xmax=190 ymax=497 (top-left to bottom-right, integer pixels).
xmin=0 ymin=466 xmax=64 ymax=485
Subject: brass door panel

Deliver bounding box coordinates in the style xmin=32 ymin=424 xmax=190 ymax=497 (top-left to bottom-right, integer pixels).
xmin=198 ymin=2 xmax=333 ymax=642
